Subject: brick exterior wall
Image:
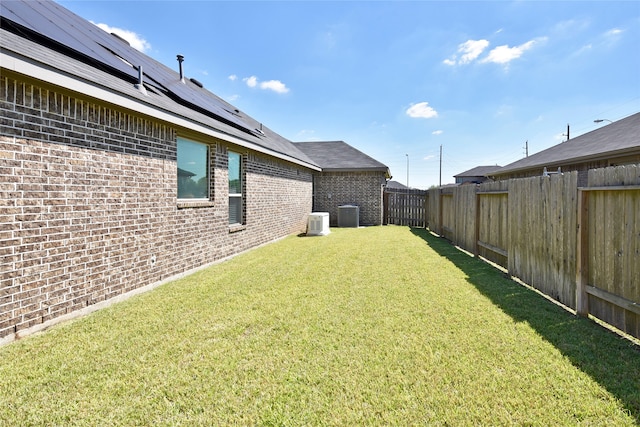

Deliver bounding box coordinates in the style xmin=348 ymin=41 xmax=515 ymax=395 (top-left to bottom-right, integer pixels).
xmin=312 ymin=171 xmax=386 ymax=226
xmin=0 ymin=74 xmax=312 ymax=342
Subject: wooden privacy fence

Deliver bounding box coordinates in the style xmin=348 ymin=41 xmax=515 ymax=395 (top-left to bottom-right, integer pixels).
xmin=383 ymin=188 xmax=427 ymax=227
xmin=424 ymin=164 xmax=639 ymax=339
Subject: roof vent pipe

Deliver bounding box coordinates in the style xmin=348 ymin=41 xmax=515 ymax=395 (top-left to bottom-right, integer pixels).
xmin=177 ymin=54 xmax=185 ymax=83
xmin=134 ymin=65 xmax=147 ymax=95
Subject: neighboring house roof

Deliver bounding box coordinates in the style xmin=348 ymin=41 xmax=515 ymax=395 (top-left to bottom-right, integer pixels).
xmin=177 ymin=167 xmax=196 ymax=178
xmin=294 ymin=141 xmax=391 ymax=178
xmin=454 ymin=165 xmax=502 ymax=178
xmin=491 ymin=112 xmax=640 ymax=177
xmin=0 ymin=0 xmax=320 ymax=170
xmin=385 ymin=180 xmax=408 ymax=190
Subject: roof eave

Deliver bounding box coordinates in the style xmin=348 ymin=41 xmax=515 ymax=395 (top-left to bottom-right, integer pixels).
xmin=491 ymin=146 xmax=640 ymax=177
xmin=321 ymin=167 xmax=391 ymax=178
xmin=1 ymin=47 xmax=321 ymax=171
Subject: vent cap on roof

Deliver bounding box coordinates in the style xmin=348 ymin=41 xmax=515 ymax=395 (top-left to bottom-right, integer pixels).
xmin=177 ymin=54 xmax=185 ymax=83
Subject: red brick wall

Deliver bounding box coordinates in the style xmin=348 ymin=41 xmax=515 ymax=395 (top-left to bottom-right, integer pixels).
xmin=0 ymin=74 xmax=312 ymax=342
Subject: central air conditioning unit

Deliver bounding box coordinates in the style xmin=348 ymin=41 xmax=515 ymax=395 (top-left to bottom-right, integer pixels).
xmin=338 ymin=205 xmax=359 ymax=228
xmin=307 ymin=212 xmax=330 ymax=236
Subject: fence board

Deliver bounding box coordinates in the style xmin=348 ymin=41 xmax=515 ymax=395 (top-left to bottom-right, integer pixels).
xmin=585 ymin=165 xmax=640 ymax=337
xmin=426 ymin=188 xmax=439 ymax=231
xmin=383 ymin=189 xmax=427 ymax=227
xmin=441 ymin=191 xmax=455 ymax=241
xmin=506 ymin=173 xmax=578 ymax=308
xmin=453 ymin=185 xmax=478 ymax=251
xmin=478 ymin=181 xmax=510 ymax=267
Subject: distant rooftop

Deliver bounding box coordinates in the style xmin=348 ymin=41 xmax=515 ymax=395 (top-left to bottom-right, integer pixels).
xmin=454 ymin=165 xmax=502 ymax=178
xmin=386 ymin=180 xmax=408 ymax=190
xmin=492 ymin=112 xmax=640 ymax=177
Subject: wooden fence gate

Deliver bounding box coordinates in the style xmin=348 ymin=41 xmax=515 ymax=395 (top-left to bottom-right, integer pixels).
xmin=383 ymin=188 xmax=427 ymax=227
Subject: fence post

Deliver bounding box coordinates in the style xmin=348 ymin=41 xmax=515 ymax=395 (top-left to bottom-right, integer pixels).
xmin=474 ymin=189 xmax=480 ymax=257
xmin=383 ymin=191 xmax=389 ymax=225
xmin=438 ymin=189 xmax=443 ymax=236
xmin=576 ymin=188 xmax=589 ymax=316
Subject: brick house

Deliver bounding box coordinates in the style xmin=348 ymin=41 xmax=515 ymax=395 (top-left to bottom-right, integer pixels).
xmin=0 ymin=0 xmax=325 ymax=343
xmin=489 ymin=112 xmax=640 ymax=186
xmin=294 ymin=141 xmax=391 ymax=226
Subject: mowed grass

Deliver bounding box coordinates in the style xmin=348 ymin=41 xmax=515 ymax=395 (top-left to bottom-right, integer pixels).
xmin=1 ymin=226 xmax=639 ymax=426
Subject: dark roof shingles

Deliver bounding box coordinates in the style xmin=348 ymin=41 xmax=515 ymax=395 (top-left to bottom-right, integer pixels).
xmin=494 ymin=112 xmax=640 ymax=175
xmin=294 ymin=141 xmax=389 ymax=172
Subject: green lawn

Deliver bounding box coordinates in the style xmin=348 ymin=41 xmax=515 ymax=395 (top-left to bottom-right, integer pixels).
xmin=1 ymin=226 xmax=639 ymax=426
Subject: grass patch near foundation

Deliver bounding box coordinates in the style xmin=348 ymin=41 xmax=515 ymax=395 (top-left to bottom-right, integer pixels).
xmin=1 ymin=226 xmax=639 ymax=425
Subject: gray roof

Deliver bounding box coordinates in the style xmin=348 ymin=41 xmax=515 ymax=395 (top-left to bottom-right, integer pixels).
xmin=0 ymin=0 xmax=319 ymax=170
xmin=454 ymin=165 xmax=502 ymax=178
xmin=492 ymin=112 xmax=640 ymax=176
xmin=294 ymin=141 xmax=390 ymax=177
xmin=386 ymin=180 xmax=409 ymax=190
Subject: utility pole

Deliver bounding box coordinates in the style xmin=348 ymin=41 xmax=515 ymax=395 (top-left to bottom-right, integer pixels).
xmin=439 ymin=145 xmax=442 ymax=188
xmin=406 ymin=154 xmax=409 ymax=188
xmin=562 ymin=123 xmax=570 ymax=141
xmin=524 ymin=140 xmax=529 ymax=157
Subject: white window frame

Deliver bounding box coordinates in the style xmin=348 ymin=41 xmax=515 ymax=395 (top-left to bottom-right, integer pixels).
xmin=177 ymin=137 xmax=209 ymax=201
xmin=228 ymin=151 xmax=243 ymax=225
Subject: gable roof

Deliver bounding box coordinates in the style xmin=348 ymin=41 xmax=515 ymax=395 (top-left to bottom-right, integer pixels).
xmin=492 ymin=112 xmax=640 ymax=177
xmin=0 ymin=0 xmax=319 ymax=170
xmin=386 ymin=180 xmax=409 ymax=190
xmin=294 ymin=141 xmax=391 ymax=177
xmin=454 ymin=165 xmax=502 ymax=178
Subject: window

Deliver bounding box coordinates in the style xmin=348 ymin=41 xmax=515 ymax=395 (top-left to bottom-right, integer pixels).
xmin=228 ymin=151 xmax=242 ymax=224
xmin=177 ymin=138 xmax=208 ymax=199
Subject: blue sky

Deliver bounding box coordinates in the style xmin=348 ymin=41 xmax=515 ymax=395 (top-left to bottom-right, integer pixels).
xmin=58 ymin=0 xmax=640 ymax=189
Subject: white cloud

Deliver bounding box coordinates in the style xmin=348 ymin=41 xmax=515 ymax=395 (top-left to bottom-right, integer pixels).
xmin=605 ymin=28 xmax=623 ymax=37
xmin=260 ymin=79 xmax=290 ymax=94
xmin=92 ymin=22 xmax=150 ymax=53
xmin=406 ymin=102 xmax=438 ymax=119
xmin=423 ymin=155 xmax=436 ymax=161
xmin=228 ymin=74 xmax=237 ymax=81
xmin=243 ymin=76 xmax=258 ymax=88
xmin=445 ymin=36 xmax=545 ymax=67
xmin=227 ymin=94 xmax=239 ymax=101
xmin=601 ymin=28 xmax=624 ymax=47
xmin=482 ymin=44 xmax=528 ymax=64
xmin=432 ymin=130 xmax=443 ymax=135
xmin=481 ymin=38 xmax=545 ymax=65
xmin=459 ymin=39 xmax=490 ymax=64
xmin=444 ymin=39 xmax=489 ymax=66
xmin=243 ymin=76 xmax=289 ymax=94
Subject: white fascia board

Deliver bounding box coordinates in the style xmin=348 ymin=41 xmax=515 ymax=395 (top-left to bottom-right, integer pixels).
xmin=0 ymin=49 xmax=321 ymax=171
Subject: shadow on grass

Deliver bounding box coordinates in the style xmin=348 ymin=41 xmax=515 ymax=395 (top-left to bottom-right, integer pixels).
xmin=410 ymin=227 xmax=640 ymax=422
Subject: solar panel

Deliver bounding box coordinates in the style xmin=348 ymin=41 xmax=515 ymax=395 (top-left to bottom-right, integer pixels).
xmin=1 ymin=0 xmax=257 ymax=135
